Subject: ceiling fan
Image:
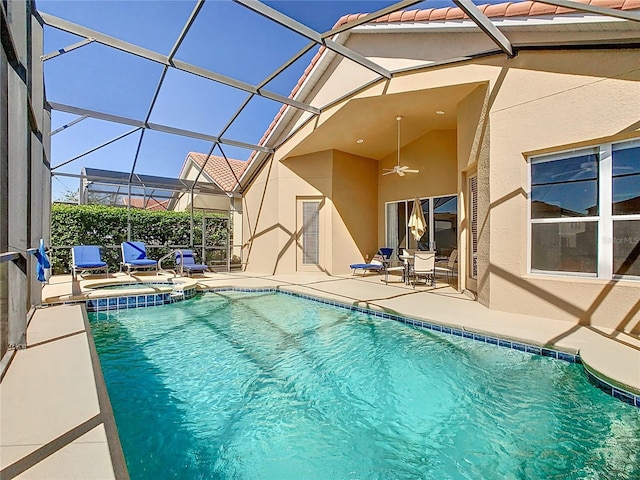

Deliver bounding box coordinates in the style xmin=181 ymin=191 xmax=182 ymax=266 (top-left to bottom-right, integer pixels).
xmin=383 ymin=115 xmax=419 ymax=176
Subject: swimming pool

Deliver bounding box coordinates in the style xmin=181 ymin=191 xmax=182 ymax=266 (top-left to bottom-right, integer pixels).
xmin=89 ymin=291 xmax=640 ymax=480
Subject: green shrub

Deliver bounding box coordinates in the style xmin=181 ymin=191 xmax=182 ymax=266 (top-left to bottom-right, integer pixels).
xmin=50 ymin=204 xmax=228 ymax=274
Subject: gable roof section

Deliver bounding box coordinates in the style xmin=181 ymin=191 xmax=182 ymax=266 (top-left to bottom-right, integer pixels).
xmin=184 ymin=152 xmax=248 ymax=192
xmin=244 ymin=0 xmax=640 ymax=178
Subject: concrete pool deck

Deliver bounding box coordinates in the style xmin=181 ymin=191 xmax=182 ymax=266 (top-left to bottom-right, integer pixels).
xmin=1 ymin=270 xmax=639 ymax=479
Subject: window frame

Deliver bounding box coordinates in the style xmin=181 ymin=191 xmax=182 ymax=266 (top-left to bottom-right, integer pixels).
xmin=528 ymin=138 xmax=640 ymax=280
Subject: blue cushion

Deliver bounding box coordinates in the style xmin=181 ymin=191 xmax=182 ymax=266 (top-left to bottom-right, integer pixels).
xmin=350 ymin=263 xmax=383 ymax=270
xmin=75 ymin=262 xmax=107 ymax=268
xmin=127 ymin=259 xmax=157 ymax=266
xmin=73 ymin=246 xmax=104 ymax=265
xmin=183 ymin=264 xmax=208 ymax=271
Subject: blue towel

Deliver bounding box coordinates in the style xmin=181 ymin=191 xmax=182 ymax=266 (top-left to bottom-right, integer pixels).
xmin=35 ymin=239 xmax=50 ymax=283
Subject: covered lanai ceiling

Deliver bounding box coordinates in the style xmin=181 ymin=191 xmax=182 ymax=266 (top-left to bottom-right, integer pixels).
xmin=39 ymin=0 xmax=640 ymax=199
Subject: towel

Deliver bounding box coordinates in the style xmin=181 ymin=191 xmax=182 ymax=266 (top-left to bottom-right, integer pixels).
xmin=35 ymin=239 xmax=50 ymax=283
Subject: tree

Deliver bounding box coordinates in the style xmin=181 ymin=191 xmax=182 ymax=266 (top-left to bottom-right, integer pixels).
xmin=54 ymin=188 xmax=79 ymax=203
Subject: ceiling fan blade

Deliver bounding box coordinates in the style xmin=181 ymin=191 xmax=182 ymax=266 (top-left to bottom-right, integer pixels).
xmin=404 ymin=169 xmax=419 ymax=173
xmin=397 ymin=170 xmax=405 ymax=176
xmin=382 ymin=170 xmax=395 ymax=176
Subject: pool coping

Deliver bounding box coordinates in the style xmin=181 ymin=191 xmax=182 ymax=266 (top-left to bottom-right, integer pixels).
xmin=80 ymin=307 xmax=129 ymax=479
xmin=75 ymin=285 xmax=640 ymax=408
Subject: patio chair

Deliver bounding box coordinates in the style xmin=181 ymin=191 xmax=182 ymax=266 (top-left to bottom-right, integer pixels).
xmin=378 ymin=247 xmax=394 ymax=261
xmin=384 ymin=248 xmax=414 ymax=284
xmin=121 ymin=241 xmax=158 ymax=274
xmin=410 ymin=251 xmax=435 ymax=288
xmin=175 ymin=249 xmax=209 ymax=277
xmin=71 ymin=245 xmax=108 ymax=279
xmin=434 ymin=249 xmax=458 ymax=284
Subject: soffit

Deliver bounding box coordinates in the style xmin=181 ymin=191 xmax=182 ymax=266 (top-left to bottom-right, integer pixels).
xmin=287 ymin=82 xmax=481 ymax=160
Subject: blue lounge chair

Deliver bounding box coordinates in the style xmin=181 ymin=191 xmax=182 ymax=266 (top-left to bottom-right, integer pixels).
xmin=349 ymin=253 xmax=385 ymax=276
xmin=71 ymin=245 xmax=108 ymax=279
xmin=175 ymin=250 xmax=209 ymax=277
xmin=121 ymin=241 xmax=158 ymax=274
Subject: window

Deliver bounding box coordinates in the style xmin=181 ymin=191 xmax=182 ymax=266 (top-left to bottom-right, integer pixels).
xmin=613 ymin=141 xmax=640 ymax=276
xmin=385 ymin=195 xmax=457 ymax=258
xmin=529 ymin=139 xmax=640 ymax=279
xmin=302 ymin=201 xmax=320 ymax=265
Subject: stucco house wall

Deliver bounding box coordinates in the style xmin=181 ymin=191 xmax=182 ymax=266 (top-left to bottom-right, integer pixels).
xmin=241 ymin=20 xmax=640 ymax=333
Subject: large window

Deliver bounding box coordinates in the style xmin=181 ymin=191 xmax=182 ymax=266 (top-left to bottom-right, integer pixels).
xmin=529 ymin=139 xmax=640 ymax=279
xmin=385 ymin=195 xmax=457 ymax=258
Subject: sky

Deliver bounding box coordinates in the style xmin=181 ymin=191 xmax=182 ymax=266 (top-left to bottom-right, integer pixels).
xmin=37 ymin=0 xmax=473 ymax=199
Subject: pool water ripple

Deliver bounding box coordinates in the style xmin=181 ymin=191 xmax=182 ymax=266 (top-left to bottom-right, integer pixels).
xmin=90 ymin=291 xmax=640 ymax=480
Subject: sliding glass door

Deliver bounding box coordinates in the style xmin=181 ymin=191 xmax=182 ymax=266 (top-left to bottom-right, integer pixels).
xmin=385 ymin=195 xmax=457 ymax=257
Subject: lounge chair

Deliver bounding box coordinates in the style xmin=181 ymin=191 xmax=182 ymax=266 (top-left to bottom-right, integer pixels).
xmin=410 ymin=251 xmax=436 ymax=288
xmin=175 ymin=249 xmax=209 ymax=277
xmin=350 ymin=254 xmax=385 ymax=276
xmin=71 ymin=245 xmax=108 ymax=279
xmin=121 ymin=241 xmax=158 ymax=274
xmin=434 ymin=249 xmax=458 ymax=284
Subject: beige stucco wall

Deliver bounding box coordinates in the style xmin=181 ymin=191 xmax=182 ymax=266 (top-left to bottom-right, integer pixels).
xmin=332 ymin=151 xmax=379 ymax=271
xmin=243 ymin=38 xmax=640 ymax=333
xmin=243 ymin=149 xmax=379 ymax=275
xmin=481 ymin=49 xmax=640 ymax=333
xmin=376 ymin=129 xmax=458 ymax=247
xmin=242 ymin=156 xmax=280 ymax=274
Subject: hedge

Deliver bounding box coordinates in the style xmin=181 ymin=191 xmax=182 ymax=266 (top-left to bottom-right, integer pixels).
xmin=50 ymin=204 xmax=228 ymax=274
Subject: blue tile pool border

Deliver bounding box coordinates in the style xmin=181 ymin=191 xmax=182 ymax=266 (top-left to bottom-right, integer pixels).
xmin=54 ymin=286 xmax=198 ymax=313
xmin=51 ymin=286 xmax=639 ymax=408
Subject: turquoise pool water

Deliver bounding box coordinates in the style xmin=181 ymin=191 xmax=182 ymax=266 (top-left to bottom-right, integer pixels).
xmin=89 ymin=291 xmax=640 ymax=480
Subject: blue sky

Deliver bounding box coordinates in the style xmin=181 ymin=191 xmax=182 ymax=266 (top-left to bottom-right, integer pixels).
xmin=38 ymin=0 xmax=463 ymax=199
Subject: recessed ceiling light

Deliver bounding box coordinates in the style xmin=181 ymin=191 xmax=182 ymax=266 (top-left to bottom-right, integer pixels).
xmin=436 ymin=110 xmax=445 ymax=115
xmin=356 ymin=139 xmax=364 ymax=144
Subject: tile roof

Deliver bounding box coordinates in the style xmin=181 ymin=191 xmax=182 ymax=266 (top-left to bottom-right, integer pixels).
xmin=248 ymin=0 xmax=640 ymax=165
xmin=186 ymin=152 xmax=247 ymax=192
xmin=337 ymin=0 xmax=639 ymax=25
xmin=122 ymin=197 xmax=170 ymax=211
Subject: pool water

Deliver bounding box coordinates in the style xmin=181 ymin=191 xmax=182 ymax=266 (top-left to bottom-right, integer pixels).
xmin=89 ymin=291 xmax=640 ymax=480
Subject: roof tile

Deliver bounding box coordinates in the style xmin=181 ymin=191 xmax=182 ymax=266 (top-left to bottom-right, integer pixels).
xmin=505 ymin=1 xmax=535 ymax=17
xmin=122 ymin=197 xmax=169 ymax=211
xmin=414 ymin=9 xmax=434 ymax=21
xmin=445 ymin=7 xmax=466 ymax=20
xmin=187 ymin=152 xmax=247 ymax=192
xmin=388 ymin=10 xmax=404 ymax=22
xmin=485 ymin=2 xmax=511 ymax=17
xmin=529 ymin=2 xmax=562 ymax=15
